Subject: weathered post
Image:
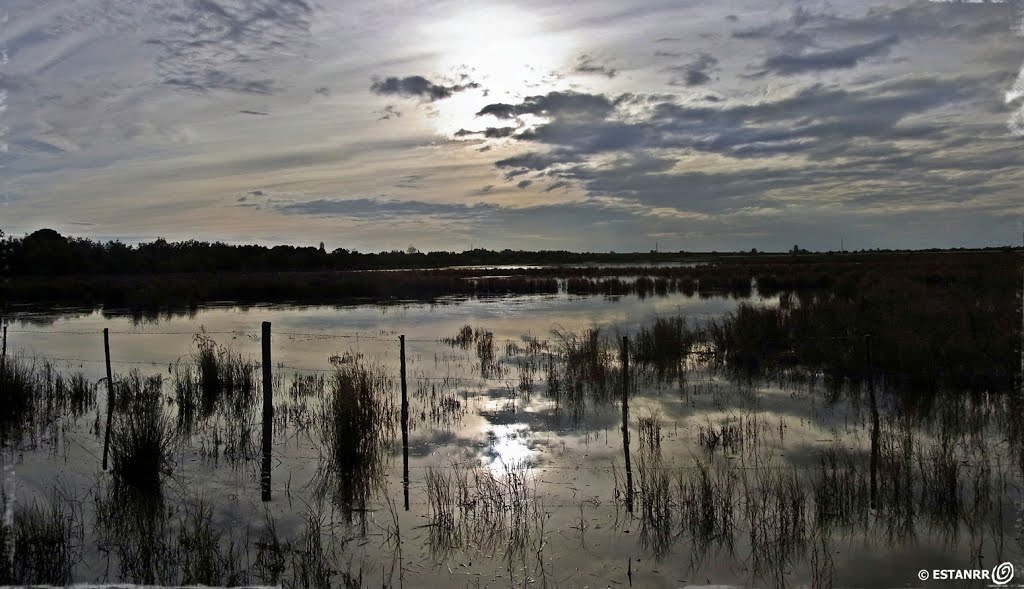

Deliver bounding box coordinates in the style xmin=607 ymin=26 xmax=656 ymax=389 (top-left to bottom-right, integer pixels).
xmin=101 ymin=328 xmax=115 ymax=471
xmin=262 ymin=321 xmax=273 ymax=502
xmin=621 ymin=335 xmax=633 ymax=513
xmin=401 ymin=335 xmax=410 ymax=511
xmin=866 ymin=333 xmax=879 ymax=509
xmin=1 ymin=321 xmax=7 ymax=385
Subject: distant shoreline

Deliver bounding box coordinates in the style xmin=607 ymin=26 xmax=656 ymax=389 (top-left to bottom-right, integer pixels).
xmin=2 ymin=248 xmax=1018 ymax=312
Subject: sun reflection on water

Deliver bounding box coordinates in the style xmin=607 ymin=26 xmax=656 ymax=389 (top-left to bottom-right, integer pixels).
xmin=481 ymin=423 xmax=537 ymax=473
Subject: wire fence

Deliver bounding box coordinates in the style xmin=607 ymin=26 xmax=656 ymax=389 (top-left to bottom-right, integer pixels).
xmin=0 ymin=320 xmax=944 ymax=391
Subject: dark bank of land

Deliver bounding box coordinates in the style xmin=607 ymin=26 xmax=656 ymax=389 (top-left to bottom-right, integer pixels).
xmin=0 ymin=228 xmax=1021 ymax=311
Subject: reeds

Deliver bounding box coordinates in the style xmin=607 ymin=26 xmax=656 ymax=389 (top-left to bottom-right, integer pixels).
xmin=92 ymin=475 xmax=367 ymax=588
xmin=176 ymin=498 xmax=243 ymax=586
xmin=444 ymin=325 xmax=503 ymax=378
xmin=0 ymin=355 xmax=96 ymax=447
xmin=316 ymin=359 xmax=396 ymax=520
xmin=109 ymin=375 xmax=176 ymax=490
xmin=703 ymin=276 xmax=1016 ymax=394
xmin=425 ymin=461 xmax=539 ymax=564
xmin=0 ymin=494 xmax=80 ymax=586
xmin=194 ymin=334 xmax=258 ymax=418
xmin=632 ymin=316 xmax=695 ymax=381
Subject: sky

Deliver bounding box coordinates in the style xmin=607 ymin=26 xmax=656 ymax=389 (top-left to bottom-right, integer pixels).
xmin=1 ymin=0 xmax=1024 ymax=252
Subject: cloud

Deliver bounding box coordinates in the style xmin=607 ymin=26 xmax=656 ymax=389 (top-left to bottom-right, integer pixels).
xmin=239 ymin=109 xmax=269 ymax=116
xmin=667 ymin=53 xmax=718 ymax=87
xmin=574 ymin=54 xmax=617 ymax=78
xmin=760 ymin=35 xmax=900 ymax=75
xmin=454 ymin=127 xmax=518 ymax=138
xmin=5 ymin=0 xmax=1023 ymax=251
xmin=147 ymin=0 xmax=315 ymax=94
xmin=479 ymin=69 xmax=1014 ymax=224
xmin=264 ymin=197 xmax=499 ymax=219
xmin=394 ymin=174 xmax=428 ymax=189
xmin=476 ymin=91 xmax=615 ymax=121
xmin=370 ymin=75 xmax=479 ymax=101
xmin=375 ymin=105 xmax=402 ymax=120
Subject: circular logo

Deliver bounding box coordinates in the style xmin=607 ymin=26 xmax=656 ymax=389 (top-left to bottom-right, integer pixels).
xmin=918 ymin=569 xmax=930 ymax=581
xmin=992 ymin=562 xmax=1014 ymax=586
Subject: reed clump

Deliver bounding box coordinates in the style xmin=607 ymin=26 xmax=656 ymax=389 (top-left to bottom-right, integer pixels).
xmin=632 ymin=316 xmax=696 ymax=381
xmin=109 ymin=374 xmax=176 ymax=490
xmin=316 ymin=359 xmax=396 ymax=520
xmin=444 ymin=325 xmax=502 ymax=377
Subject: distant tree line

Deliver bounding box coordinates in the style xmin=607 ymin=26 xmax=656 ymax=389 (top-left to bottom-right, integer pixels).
xmin=0 ymin=228 xmax=694 ymax=275
xmin=0 ymin=228 xmax=1019 ymax=277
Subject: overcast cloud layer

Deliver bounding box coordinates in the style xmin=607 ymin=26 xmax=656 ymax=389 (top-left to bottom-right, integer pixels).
xmin=1 ymin=0 xmax=1023 ymax=251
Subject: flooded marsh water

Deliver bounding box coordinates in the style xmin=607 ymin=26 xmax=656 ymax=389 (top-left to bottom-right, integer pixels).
xmin=0 ymin=287 xmax=1021 ymax=588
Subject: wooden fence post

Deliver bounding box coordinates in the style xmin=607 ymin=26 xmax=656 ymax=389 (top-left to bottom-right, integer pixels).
xmin=866 ymin=334 xmax=879 ymax=510
xmin=401 ymin=335 xmax=410 ymax=511
xmin=101 ymin=328 xmax=115 ymax=471
xmin=1 ymin=321 xmax=7 ymax=385
xmin=262 ymin=321 xmax=273 ymax=502
xmin=621 ymin=335 xmax=633 ymax=513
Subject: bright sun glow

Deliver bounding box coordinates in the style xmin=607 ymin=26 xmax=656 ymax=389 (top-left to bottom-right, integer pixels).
xmin=424 ymin=5 xmax=577 ymax=137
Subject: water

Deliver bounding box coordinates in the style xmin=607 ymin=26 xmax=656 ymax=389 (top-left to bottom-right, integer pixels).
xmin=1 ymin=289 xmax=1019 ymax=588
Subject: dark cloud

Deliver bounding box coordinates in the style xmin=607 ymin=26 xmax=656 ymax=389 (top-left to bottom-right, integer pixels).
xmin=494 ymin=150 xmax=578 ymax=180
xmin=574 ymin=54 xmax=617 ymax=78
xmin=239 ymin=109 xmax=269 ymax=116
xmin=667 ymin=53 xmax=718 ymax=87
xmin=394 ymin=174 xmax=427 ymax=189
xmin=314 ymin=86 xmax=330 ymax=96
xmin=376 ymin=105 xmax=402 ymax=121
xmin=476 ymin=91 xmax=615 ymax=121
xmin=454 ymin=127 xmax=518 ymax=138
xmin=268 ymin=197 xmax=498 ymax=219
xmin=479 ymin=70 xmax=1016 ymax=224
xmin=15 ymin=138 xmax=69 ymax=156
xmin=370 ymin=75 xmax=479 ymax=101
xmin=516 ymin=180 xmax=532 ymax=189
xmin=164 ymin=70 xmax=276 ymax=94
xmin=760 ymin=35 xmax=900 ymax=75
xmin=499 ymin=75 xmax=990 ymax=162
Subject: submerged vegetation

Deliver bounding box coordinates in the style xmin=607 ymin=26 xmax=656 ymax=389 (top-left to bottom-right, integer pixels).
xmin=316 ymin=359 xmax=397 ymax=521
xmin=91 ymin=482 xmax=362 ymax=588
xmin=109 ymin=384 xmax=176 ymax=491
xmin=0 ymin=492 xmax=81 ymax=586
xmin=0 ymin=356 xmax=95 ymax=448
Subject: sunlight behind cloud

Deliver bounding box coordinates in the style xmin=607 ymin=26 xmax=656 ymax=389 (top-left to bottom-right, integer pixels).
xmin=425 ymin=4 xmax=577 ymax=136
